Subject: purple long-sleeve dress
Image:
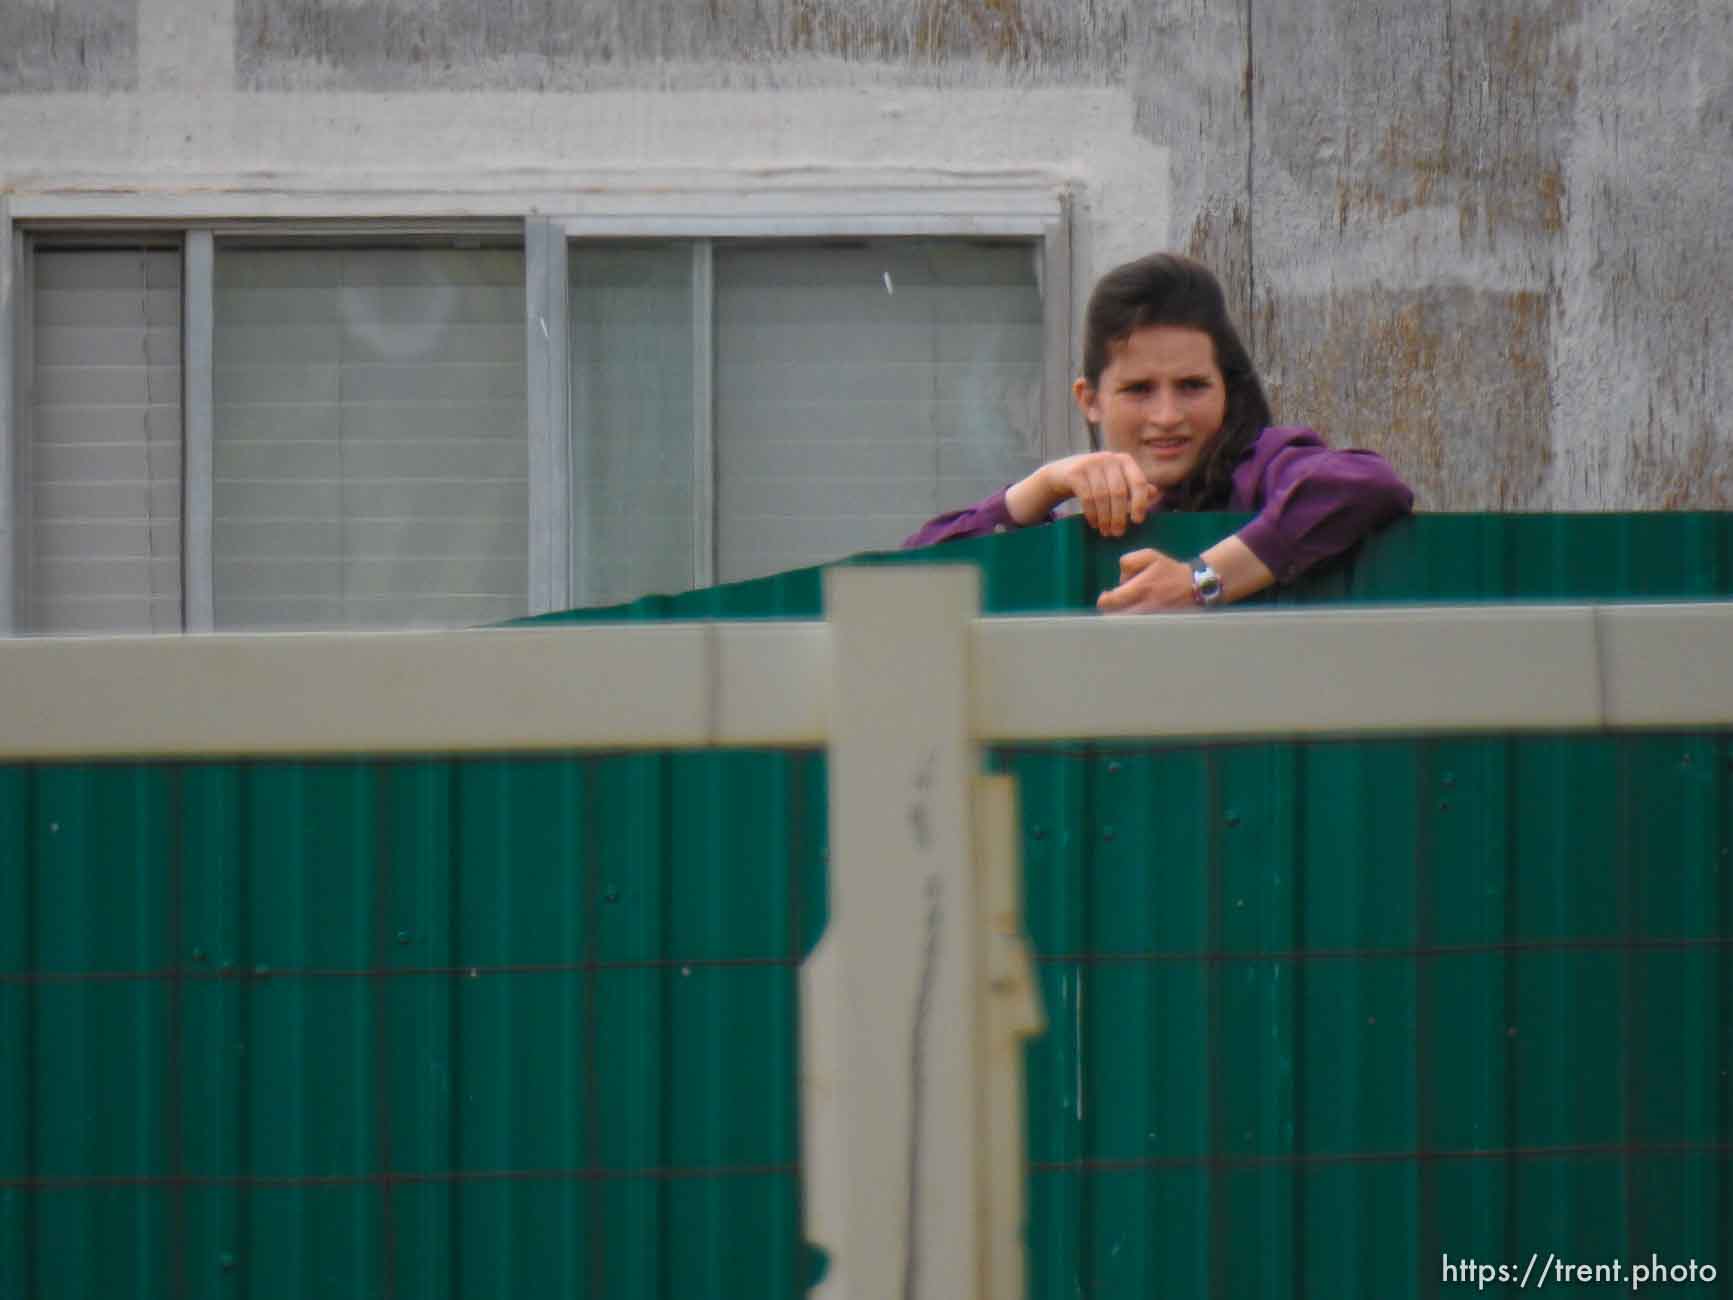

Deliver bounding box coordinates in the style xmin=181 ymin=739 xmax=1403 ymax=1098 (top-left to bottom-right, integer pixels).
xmin=902 ymin=426 xmax=1413 ymax=584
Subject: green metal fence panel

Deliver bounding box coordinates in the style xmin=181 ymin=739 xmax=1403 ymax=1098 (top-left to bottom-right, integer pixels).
xmin=4 ymin=513 xmax=1732 ymax=1299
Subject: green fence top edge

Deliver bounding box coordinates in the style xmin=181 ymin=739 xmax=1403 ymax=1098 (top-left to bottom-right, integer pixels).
xmin=513 ymin=512 xmax=1733 ymax=627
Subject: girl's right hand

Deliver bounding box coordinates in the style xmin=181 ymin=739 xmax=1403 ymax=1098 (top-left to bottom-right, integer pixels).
xmin=1038 ymin=452 xmax=1156 ymax=538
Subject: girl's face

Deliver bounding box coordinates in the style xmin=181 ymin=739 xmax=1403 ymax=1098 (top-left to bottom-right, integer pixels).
xmin=1074 ymin=325 xmax=1228 ymax=491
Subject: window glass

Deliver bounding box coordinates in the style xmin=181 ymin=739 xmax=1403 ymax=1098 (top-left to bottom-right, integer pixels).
xmin=18 ymin=233 xmax=1046 ymax=631
xmin=27 ymin=248 xmax=183 ymax=634
xmin=212 ymin=246 xmax=528 ymax=630
xmin=567 ymin=242 xmax=696 ymax=608
xmin=566 ymin=237 xmax=1044 ymax=602
xmin=716 ymin=239 xmax=1043 ymax=583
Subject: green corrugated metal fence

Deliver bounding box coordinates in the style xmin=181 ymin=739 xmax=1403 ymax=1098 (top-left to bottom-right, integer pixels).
xmin=4 ymin=513 xmax=1732 ymax=1299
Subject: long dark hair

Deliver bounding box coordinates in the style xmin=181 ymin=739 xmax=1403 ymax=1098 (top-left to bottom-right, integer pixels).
xmin=1080 ymin=253 xmax=1272 ymax=510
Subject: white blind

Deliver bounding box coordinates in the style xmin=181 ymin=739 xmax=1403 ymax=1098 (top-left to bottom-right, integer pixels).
xmin=714 ymin=240 xmax=1044 ymax=584
xmin=27 ymin=248 xmax=183 ymax=634
xmin=212 ymin=246 xmax=528 ymax=630
xmin=568 ymin=242 xmax=696 ymax=608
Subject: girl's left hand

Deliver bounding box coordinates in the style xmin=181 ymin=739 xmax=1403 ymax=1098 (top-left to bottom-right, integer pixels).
xmin=1097 ymin=548 xmax=1196 ymax=614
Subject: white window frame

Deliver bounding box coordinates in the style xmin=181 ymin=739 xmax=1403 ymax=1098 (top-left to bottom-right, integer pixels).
xmin=2 ymin=190 xmax=1074 ymax=630
xmin=7 ymin=218 xmax=528 ymax=633
xmin=2 ymin=195 xmax=18 ymax=634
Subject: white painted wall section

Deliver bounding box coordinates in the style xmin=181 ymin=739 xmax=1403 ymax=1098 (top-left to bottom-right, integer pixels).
xmin=1 ymin=82 xmax=1170 ymax=352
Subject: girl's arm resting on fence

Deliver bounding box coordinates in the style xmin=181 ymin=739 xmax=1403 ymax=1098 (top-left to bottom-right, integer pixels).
xmin=905 ymin=430 xmax=1412 ymax=609
xmin=901 ymin=488 xmax=1027 ymax=548
xmin=1097 ymin=429 xmax=1411 ymax=613
xmin=1230 ymin=429 xmax=1414 ymax=585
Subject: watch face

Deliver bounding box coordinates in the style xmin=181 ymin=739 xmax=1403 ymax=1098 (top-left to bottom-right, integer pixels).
xmin=1193 ymin=564 xmax=1223 ymax=604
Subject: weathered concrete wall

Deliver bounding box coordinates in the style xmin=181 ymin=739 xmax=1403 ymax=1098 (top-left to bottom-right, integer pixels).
xmin=0 ymin=0 xmax=136 ymax=90
xmin=3 ymin=0 xmax=1729 ymax=508
xmin=1551 ymin=3 xmax=1733 ymax=509
xmin=232 ymin=0 xmax=1144 ymax=90
xmin=1243 ymin=0 xmax=1733 ymax=509
xmin=1248 ymin=1 xmax=1581 ymax=509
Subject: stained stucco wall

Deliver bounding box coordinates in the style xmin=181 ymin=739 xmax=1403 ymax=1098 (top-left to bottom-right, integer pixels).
xmin=3 ymin=0 xmax=1729 ymax=509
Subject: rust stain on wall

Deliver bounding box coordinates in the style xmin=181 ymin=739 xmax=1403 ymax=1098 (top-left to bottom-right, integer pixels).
xmin=1268 ymin=0 xmax=1582 ymax=250
xmin=1185 ymin=202 xmax=1252 ymax=338
xmin=1629 ymin=428 xmax=1733 ymax=511
xmin=1625 ymin=364 xmax=1733 ymax=510
xmin=1330 ymin=112 xmax=1571 ymax=242
xmin=1243 ymin=0 xmax=1616 ymax=509
xmin=1261 ymin=286 xmax=1554 ymax=511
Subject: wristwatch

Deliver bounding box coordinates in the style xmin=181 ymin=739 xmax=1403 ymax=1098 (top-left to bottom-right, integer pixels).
xmin=1187 ymin=556 xmax=1226 ymax=607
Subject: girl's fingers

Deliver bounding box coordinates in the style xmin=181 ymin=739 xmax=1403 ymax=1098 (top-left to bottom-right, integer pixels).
xmin=1120 ymin=459 xmax=1152 ymax=523
xmin=1097 ymin=578 xmax=1140 ymax=613
xmin=1109 ymin=468 xmax=1130 ymax=535
xmin=1119 ymin=548 xmax=1157 ymax=577
xmin=1065 ymin=465 xmax=1087 ymax=525
xmin=1072 ymin=454 xmax=1153 ymax=536
xmin=1078 ymin=466 xmax=1102 ymax=530
xmin=1085 ymin=465 xmax=1113 ymax=533
xmin=1113 ymin=458 xmax=1148 ymax=533
xmin=1131 ymin=478 xmax=1154 ymax=523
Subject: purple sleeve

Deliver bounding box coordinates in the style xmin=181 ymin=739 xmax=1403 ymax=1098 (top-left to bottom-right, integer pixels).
xmin=1231 ymin=427 xmax=1414 ymax=583
xmin=902 ymin=487 xmax=1039 ymax=549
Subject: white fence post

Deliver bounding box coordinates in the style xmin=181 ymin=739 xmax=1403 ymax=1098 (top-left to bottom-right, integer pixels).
xmin=806 ymin=564 xmax=1041 ymax=1300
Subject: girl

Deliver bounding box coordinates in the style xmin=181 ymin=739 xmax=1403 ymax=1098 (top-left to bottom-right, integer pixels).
xmin=904 ymin=253 xmax=1413 ymax=612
